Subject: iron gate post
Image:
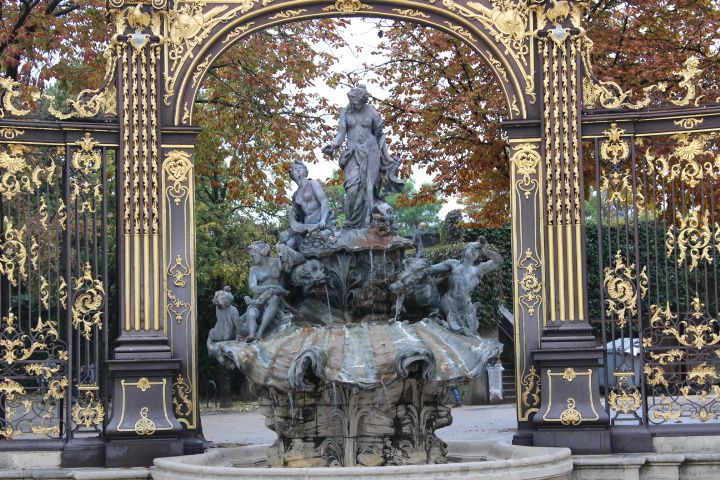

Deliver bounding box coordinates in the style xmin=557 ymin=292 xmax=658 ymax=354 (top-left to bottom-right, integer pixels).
xmin=104 ymin=0 xmax=188 ymax=466
xmin=527 ymin=8 xmax=611 ymax=453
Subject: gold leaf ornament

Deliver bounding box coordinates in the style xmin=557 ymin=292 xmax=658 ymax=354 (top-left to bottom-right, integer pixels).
xmin=71 ymin=263 xmax=105 ymax=340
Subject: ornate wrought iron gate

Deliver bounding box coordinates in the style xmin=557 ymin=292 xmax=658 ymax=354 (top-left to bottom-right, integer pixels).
xmin=3 ymin=0 xmax=720 ymax=466
xmin=0 ymin=123 xmax=117 ymax=448
xmin=583 ymin=65 xmax=720 ymax=439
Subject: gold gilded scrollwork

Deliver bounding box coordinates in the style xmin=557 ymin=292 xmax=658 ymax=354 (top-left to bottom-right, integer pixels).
xmin=69 ymin=134 xmax=103 ymax=214
xmin=582 ymin=52 xmax=704 ymax=109
xmin=165 ymin=1 xmax=245 ymax=104
xmin=72 ymin=133 xmax=102 ymax=175
xmin=0 ymin=379 xmax=26 ymax=399
xmin=674 ymin=117 xmax=704 ymax=129
xmin=652 ymin=396 xmax=682 ymax=422
xmin=172 ymin=374 xmax=194 ymax=424
xmin=603 ymin=251 xmax=647 ymax=329
xmin=643 ymin=364 xmax=669 ymax=387
xmin=0 ymin=143 xmax=56 ymax=201
xmin=670 ymin=56 xmax=703 ymax=107
xmin=269 ymin=9 xmax=307 ymax=19
xmin=562 ymin=368 xmax=576 ymax=382
xmin=559 ymin=398 xmax=582 ymax=426
xmin=47 ymin=46 xmax=118 ymax=119
xmin=608 ymin=377 xmax=641 ymax=415
xmin=392 ymin=8 xmax=430 ymax=18
xmin=666 ymin=210 xmax=720 ymax=272
xmin=660 ymin=299 xmax=720 ymax=350
xmin=134 ymin=407 xmax=157 ymax=435
xmin=167 ymin=290 xmax=190 ymax=323
xmin=600 ymin=123 xmax=629 ymax=166
xmin=649 ymin=349 xmax=684 ymax=365
xmin=511 ymin=143 xmax=540 ymax=199
xmin=44 ymin=377 xmax=69 ymax=401
xmin=521 ymin=366 xmax=540 ymax=411
xmin=71 ymin=263 xmax=105 ymax=340
xmin=168 ymin=255 xmax=190 ymax=288
xmin=0 ymin=310 xmax=47 ymax=364
xmin=0 ymin=128 xmax=24 ymax=139
xmin=0 ymin=77 xmax=33 ymax=118
xmin=164 ymin=150 xmax=193 ymax=205
xmin=441 ymin=0 xmax=535 ymax=103
xmin=443 ymin=22 xmax=473 ymax=42
xmin=0 ymin=216 xmax=27 ymax=287
xmin=72 ymin=386 xmax=105 ymax=428
xmin=322 ymin=0 xmax=372 ymax=13
xmin=25 ymin=363 xmax=60 ymax=379
xmin=517 ymin=249 xmax=542 ymax=316
xmin=687 ymin=362 xmax=720 ymax=386
xmin=137 ymin=377 xmax=152 ymax=392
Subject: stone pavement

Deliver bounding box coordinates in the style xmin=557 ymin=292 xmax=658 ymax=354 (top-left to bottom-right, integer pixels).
xmin=201 ymin=403 xmax=518 ymax=446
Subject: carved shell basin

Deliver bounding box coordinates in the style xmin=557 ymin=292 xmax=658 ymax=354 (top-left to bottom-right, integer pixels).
xmin=215 ymin=320 xmax=502 ymax=392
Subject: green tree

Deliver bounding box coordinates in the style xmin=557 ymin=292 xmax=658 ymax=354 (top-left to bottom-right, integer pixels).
xmin=386 ymin=180 xmax=442 ymax=237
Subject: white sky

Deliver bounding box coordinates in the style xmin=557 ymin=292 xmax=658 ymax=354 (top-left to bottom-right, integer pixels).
xmin=304 ymin=18 xmax=462 ymax=216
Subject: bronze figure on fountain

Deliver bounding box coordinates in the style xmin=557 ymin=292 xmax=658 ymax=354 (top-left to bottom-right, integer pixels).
xmin=207 ymin=85 xmax=504 ymax=468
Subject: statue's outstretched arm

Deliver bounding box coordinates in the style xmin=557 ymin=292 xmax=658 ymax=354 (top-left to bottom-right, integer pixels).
xmin=475 ymin=247 xmax=503 ymax=276
xmin=323 ymin=109 xmax=347 ymax=155
xmin=430 ymin=260 xmax=455 ymax=275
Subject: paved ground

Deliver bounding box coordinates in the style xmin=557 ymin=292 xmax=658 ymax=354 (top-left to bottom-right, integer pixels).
xmin=201 ymin=403 xmax=518 ymax=447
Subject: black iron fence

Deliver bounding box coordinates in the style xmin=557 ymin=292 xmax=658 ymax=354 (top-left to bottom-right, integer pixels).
xmin=591 ymin=126 xmax=720 ymax=428
xmin=0 ymin=136 xmax=115 ymax=441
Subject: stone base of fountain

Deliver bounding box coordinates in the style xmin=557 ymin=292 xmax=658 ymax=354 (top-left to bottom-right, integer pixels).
xmin=260 ymin=379 xmax=450 ymax=467
xmin=214 ymin=320 xmax=502 ymax=467
xmin=152 ymin=441 xmax=573 ymax=480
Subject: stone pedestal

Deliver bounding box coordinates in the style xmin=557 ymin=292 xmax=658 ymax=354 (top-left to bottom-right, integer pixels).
xmin=260 ymin=379 xmax=451 ymax=467
xmin=105 ymin=359 xmax=184 ymax=467
xmin=532 ymin=338 xmax=611 ymax=454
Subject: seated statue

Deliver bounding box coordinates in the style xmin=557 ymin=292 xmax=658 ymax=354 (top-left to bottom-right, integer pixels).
xmin=245 ymin=241 xmax=303 ymax=342
xmin=431 ymin=237 xmax=503 ymax=336
xmin=207 ymin=286 xmax=247 ymax=364
xmin=280 ymin=160 xmax=335 ymax=250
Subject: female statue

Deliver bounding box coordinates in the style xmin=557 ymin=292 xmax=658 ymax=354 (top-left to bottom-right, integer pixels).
xmin=322 ymin=86 xmax=403 ymax=229
xmin=280 ymin=160 xmax=334 ymax=249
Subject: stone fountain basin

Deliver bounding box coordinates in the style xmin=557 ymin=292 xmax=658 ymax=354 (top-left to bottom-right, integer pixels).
xmin=152 ymin=441 xmax=572 ymax=480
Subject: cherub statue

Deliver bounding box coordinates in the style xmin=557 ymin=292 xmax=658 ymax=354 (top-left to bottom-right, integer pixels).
xmin=431 ymin=237 xmax=503 ymax=336
xmin=207 ymin=286 xmax=246 ymax=364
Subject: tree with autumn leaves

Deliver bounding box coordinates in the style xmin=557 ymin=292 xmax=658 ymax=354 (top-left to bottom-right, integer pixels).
xmin=5 ymin=2 xmax=720 ymax=225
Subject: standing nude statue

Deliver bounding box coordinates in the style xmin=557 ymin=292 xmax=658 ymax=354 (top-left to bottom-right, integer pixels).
xmin=244 ymin=241 xmax=303 ymax=342
xmin=431 ymin=237 xmax=503 ymax=336
xmin=322 ymin=85 xmax=403 ymax=229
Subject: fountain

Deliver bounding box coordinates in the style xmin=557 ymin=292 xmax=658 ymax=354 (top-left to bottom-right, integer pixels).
xmin=200 ymin=86 xmax=509 ymax=469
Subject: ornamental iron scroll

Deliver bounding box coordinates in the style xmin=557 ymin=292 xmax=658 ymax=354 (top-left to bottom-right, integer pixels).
xmin=0 ymin=45 xmax=117 ymax=121
xmin=642 ymin=300 xmax=720 ymax=424
xmin=583 ymin=54 xmax=712 ymax=111
xmin=603 ymin=251 xmax=648 ymax=330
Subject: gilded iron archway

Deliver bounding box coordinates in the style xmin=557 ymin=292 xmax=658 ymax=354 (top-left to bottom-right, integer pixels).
xmin=7 ymin=0 xmax=719 ymax=466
